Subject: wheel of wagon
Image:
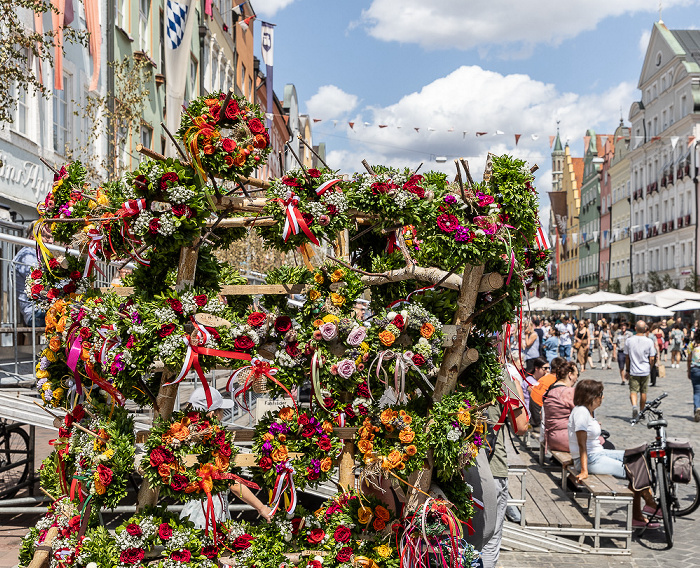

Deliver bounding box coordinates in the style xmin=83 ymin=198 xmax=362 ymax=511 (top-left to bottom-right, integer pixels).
xmin=0 ymin=421 xmax=30 ymax=499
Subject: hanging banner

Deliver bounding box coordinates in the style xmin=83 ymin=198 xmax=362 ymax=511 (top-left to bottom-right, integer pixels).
xmin=261 ymin=21 xmax=275 ymax=130
xmin=548 ymin=191 xmax=568 ymax=235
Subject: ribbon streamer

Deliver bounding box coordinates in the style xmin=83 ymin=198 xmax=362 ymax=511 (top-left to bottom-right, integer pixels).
xmin=83 ymin=229 xmax=106 ymax=278
xmin=226 ymin=357 xmax=297 ymax=413
xmin=277 ymin=192 xmax=319 ymax=245
xmin=315 ymin=178 xmax=341 ymax=196
xmin=268 ymin=460 xmax=297 ymax=515
xmin=310 ymin=352 xmax=329 ymax=410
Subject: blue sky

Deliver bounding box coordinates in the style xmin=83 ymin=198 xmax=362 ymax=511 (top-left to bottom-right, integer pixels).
xmin=250 ymin=0 xmax=700 ymax=219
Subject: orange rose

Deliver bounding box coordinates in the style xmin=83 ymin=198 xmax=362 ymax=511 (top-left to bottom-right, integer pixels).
xmin=45 ymin=313 xmax=57 ymax=329
xmin=278 ymin=434 xmax=287 ymax=443
xmin=271 ymin=446 xmax=288 ymax=463
xmin=94 ymin=476 xmax=106 ymax=495
xmin=322 ymin=421 xmax=334 ymax=434
xmin=387 ymin=450 xmax=402 ymax=468
xmin=215 ymin=454 xmax=230 ymax=471
xmin=357 ymin=506 xmax=373 ymax=525
xmin=378 ymin=330 xmax=395 ymax=347
xmin=80 ymin=345 xmax=91 ymax=361
xmin=233 ymin=153 xmax=247 ymax=166
xmin=161 ymin=433 xmax=173 ymax=445
xmin=405 ymin=445 xmax=417 ymax=456
xmin=420 ymin=323 xmax=435 ymax=339
xmin=262 ymin=433 xmax=274 ymax=442
xmin=357 ymin=440 xmax=373 ymax=454
xmin=185 ymin=482 xmax=199 ymax=494
xmin=320 ymin=457 xmax=332 ymax=472
xmin=48 ymin=336 xmax=61 ymax=352
xmin=313 ymin=319 xmax=324 ymax=328
xmin=158 ymin=463 xmax=171 ymax=478
xmin=203 ymin=144 xmax=215 ymax=155
xmin=399 ymin=429 xmax=415 ymax=443
xmin=375 ymin=506 xmax=391 ymax=521
xmin=380 ymin=409 xmax=397 ymax=426
xmin=56 ymin=316 xmax=67 ymax=333
xmin=373 ymin=518 xmax=386 ymax=531
xmin=279 ymin=407 xmax=295 ymax=421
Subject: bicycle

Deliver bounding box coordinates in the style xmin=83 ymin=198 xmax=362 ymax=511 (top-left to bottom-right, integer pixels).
xmin=0 ymin=418 xmax=31 ymax=499
xmin=631 ymin=392 xmax=700 ymax=548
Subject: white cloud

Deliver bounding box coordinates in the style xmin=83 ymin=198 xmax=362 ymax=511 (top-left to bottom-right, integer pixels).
xmin=253 ymin=0 xmax=296 ymax=17
xmin=639 ymin=29 xmax=652 ymax=57
xmin=305 ymin=85 xmax=359 ymax=120
xmin=359 ymin=0 xmax=697 ymax=51
xmin=314 ymin=66 xmax=636 ymax=188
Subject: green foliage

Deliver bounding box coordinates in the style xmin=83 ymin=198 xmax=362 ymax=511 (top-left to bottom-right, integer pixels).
xmin=455 ymin=338 xmax=504 ymax=405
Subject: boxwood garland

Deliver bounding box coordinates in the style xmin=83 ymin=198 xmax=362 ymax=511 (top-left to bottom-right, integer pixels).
xmin=143 ymin=410 xmax=241 ymax=503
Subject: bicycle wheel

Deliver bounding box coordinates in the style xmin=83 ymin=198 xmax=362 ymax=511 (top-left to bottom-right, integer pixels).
xmin=674 ymin=467 xmax=700 ymax=516
xmin=0 ymin=425 xmax=30 ymax=499
xmin=656 ymin=460 xmax=674 ymax=548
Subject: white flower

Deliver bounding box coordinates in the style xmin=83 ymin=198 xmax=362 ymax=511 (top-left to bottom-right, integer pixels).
xmin=132 ymin=210 xmax=153 ymax=236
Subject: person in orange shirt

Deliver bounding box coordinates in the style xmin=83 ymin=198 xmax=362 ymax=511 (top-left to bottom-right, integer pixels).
xmin=529 ymin=357 xmax=566 ymax=428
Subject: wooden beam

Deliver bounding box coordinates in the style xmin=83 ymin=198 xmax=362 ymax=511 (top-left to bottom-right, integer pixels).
xmin=208 ymin=217 xmax=276 ymax=228
xmin=136 ymin=143 xmax=166 ymax=162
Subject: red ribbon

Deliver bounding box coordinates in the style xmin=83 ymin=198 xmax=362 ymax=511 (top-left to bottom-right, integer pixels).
xmin=227 ymin=358 xmax=298 ymax=414
xmin=275 ymin=193 xmax=320 ymax=246
xmin=85 ymin=364 xmax=126 ymax=405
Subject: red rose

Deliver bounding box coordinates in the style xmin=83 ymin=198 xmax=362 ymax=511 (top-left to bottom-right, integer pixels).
xmin=166 ymin=299 xmax=183 ymax=313
xmin=222 ymin=138 xmax=236 ymax=152
xmin=187 ymin=411 xmax=201 ymax=423
xmin=285 ymin=342 xmax=300 ymax=358
xmin=158 ymin=522 xmax=173 ymax=540
xmin=170 ymin=474 xmax=188 ymax=491
xmin=392 ymin=315 xmax=405 ymax=330
xmin=408 ymin=185 xmax=426 ymax=198
xmin=58 ymin=427 xmax=71 ymax=439
xmin=213 ymin=430 xmax=225 ymax=445
xmin=119 ymin=548 xmax=145 ymax=565
xmin=96 ymin=464 xmax=113 ymax=487
xmin=233 ymin=534 xmax=254 ymax=549
xmin=171 ymin=204 xmax=187 ymax=217
xmin=234 ymin=336 xmax=254 ymax=351
xmin=63 ymin=282 xmax=76 ymax=294
xmin=247 ymin=312 xmax=266 ymax=327
xmin=79 ymin=327 xmax=92 ymax=339
xmin=219 ymin=443 xmax=232 ymax=458
xmin=148 ymin=217 xmax=161 ymax=235
xmin=224 ymin=155 xmax=235 ymax=167
xmin=248 ymin=118 xmax=265 ymax=134
xmin=259 ymin=456 xmax=273 ymax=470
xmin=317 ymin=436 xmax=331 ymax=451
xmin=291 ymin=517 xmax=303 ymax=534
xmin=158 ymin=324 xmax=177 ymax=338
xmin=159 ymin=172 xmax=179 ymax=190
xmin=371 ymin=182 xmax=391 ymax=194
xmin=302 ymin=424 xmax=316 ymax=438
xmin=126 ymin=523 xmax=142 ymax=537
xmin=307 ymin=168 xmax=321 ymax=178
xmin=326 ymin=204 xmax=338 ymax=215
xmin=31 ymin=269 xmax=42 ymax=279
xmin=357 ymin=382 xmax=370 ymax=398
xmin=297 ymin=414 xmax=310 ymax=425
xmin=323 ymin=397 xmax=336 ymax=409
xmin=70 ymin=271 xmax=81 ymax=280
xmin=307 ymin=468 xmax=320 ymax=481
xmin=46 ymin=288 xmax=59 ymax=300
xmin=150 ymin=446 xmax=175 ymax=467
xmin=201 ymin=545 xmax=219 ymax=559
xmin=301 ymin=212 xmax=314 ymax=227
xmin=72 ymin=405 xmax=85 ymax=422
xmin=225 ymin=101 xmax=240 ymax=119
xmin=333 ymin=525 xmax=351 ymax=543
xmin=282 ymin=176 xmax=300 ymax=187
xmin=412 ymin=354 xmax=426 ymax=367
xmin=307 ymin=528 xmax=325 ymax=544
xmin=48 ymin=258 xmax=60 ymax=270
xmin=308 ymin=561 xmax=322 ymax=568
xmin=274 ymin=316 xmax=292 ymax=333
xmin=170 ymin=550 xmax=191 ymax=563
xmin=126 ymin=335 xmax=136 ymax=349
xmin=193 ymin=294 xmax=208 ymax=306
xmin=30 ymin=284 xmax=44 ymax=297
xmin=336 ymin=547 xmax=353 ymax=562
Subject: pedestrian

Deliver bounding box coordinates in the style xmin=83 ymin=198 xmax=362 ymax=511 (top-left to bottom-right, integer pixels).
xmin=659 ymin=319 xmax=669 ymax=362
xmin=687 ymin=328 xmax=700 ymax=422
xmin=624 ymin=320 xmax=657 ymax=420
xmin=522 ymin=320 xmax=540 ymax=373
xmin=598 ymin=323 xmax=614 ymax=369
xmin=556 ymin=316 xmax=574 ymax=360
xmin=568 ymin=379 xmax=660 ymax=529
xmin=523 ymin=357 xmax=548 ymax=428
xmin=532 ymin=316 xmax=545 ymax=358
xmin=612 ymin=321 xmax=633 ymax=384
xmin=670 ymin=323 xmax=684 ymax=368
xmin=529 ymin=357 xmax=566 ymax=429
xmin=648 ymin=322 xmax=661 ymax=387
xmin=543 ymin=361 xmax=579 ymax=452
xmin=542 ymin=327 xmax=560 ymax=363
xmin=574 ymin=320 xmax=590 ymax=372
xmin=587 ymin=319 xmax=598 ymax=369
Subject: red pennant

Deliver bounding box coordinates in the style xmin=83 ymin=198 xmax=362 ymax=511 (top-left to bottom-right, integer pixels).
xmin=476 ymin=132 xmax=487 ymax=137
xmin=514 ymin=134 xmax=521 ymax=145
xmin=379 ymin=125 xmax=387 ymax=128
xmin=549 ymin=135 xmax=555 ymax=148
xmin=348 ymin=122 xmax=354 ymax=129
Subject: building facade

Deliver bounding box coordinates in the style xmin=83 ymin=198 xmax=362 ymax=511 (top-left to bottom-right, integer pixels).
xmin=558 ymin=144 xmax=583 ymax=296
xmin=609 ymin=122 xmax=632 ymax=293
xmin=578 ymin=130 xmax=605 ymax=293
xmin=599 ymin=134 xmax=614 ymax=290
xmin=629 ymin=23 xmax=700 ymax=290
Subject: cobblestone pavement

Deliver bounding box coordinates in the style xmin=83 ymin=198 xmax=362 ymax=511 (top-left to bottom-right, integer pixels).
xmin=501 ymin=360 xmax=700 ymax=568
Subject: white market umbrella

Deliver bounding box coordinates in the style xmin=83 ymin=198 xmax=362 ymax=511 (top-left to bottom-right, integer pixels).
xmin=545 ymin=302 xmax=581 ymax=311
xmin=669 ymin=300 xmax=700 ymax=312
xmin=584 ymin=303 xmax=631 ymax=314
xmin=560 ymin=293 xmax=592 ymax=305
xmin=629 ymin=305 xmax=676 ymax=317
xmin=635 ymin=288 xmax=700 ymax=308
xmin=579 ymin=290 xmax=632 ymax=305
xmin=524 ymin=297 xmax=557 ymax=311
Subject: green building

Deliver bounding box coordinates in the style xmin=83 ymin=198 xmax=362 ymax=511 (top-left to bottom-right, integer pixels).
xmin=578 ymin=129 xmax=604 ymax=292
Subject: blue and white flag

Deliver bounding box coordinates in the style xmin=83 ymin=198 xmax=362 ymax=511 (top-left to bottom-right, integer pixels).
xmin=165 ymin=0 xmax=189 ymax=50
xmin=261 ymin=21 xmax=275 ymax=128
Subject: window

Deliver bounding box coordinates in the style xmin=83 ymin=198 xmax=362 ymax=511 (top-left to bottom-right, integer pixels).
xmin=140 ymin=124 xmax=153 ymax=149
xmin=53 ymin=74 xmax=71 ymax=154
xmin=662 ymin=110 xmax=667 ymax=130
xmin=239 ymin=63 xmax=246 ymax=93
xmin=189 ymin=56 xmax=198 ymax=99
xmin=681 ymin=95 xmax=687 ymax=117
xmin=139 ymin=0 xmax=151 ymax=53
xmin=670 ymin=104 xmax=674 ymax=125
xmin=116 ymin=0 xmax=127 ymax=30
xmin=11 ymin=83 xmax=28 ymax=135
xmin=159 ymin=9 xmax=165 ymax=73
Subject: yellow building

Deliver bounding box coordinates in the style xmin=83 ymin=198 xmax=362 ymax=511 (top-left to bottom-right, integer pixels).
xmin=559 ymin=145 xmax=583 ymax=296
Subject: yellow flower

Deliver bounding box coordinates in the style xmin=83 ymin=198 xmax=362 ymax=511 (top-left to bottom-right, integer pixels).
xmin=52 ymin=387 xmax=64 ymax=400
xmin=42 ymin=382 xmax=51 ymax=391
xmin=360 ymin=341 xmax=369 ymax=353
xmin=330 ymin=269 xmax=345 ymax=283
xmin=309 ymin=290 xmax=321 ymax=301
xmin=36 ymin=370 xmax=50 ymax=379
xmin=314 ymin=272 xmax=325 ymax=284
xmin=42 ymin=349 xmax=57 ymax=362
xmin=322 ymin=314 xmax=339 ymax=323
xmin=330 ymin=293 xmax=346 ymax=306
xmin=97 ymin=192 xmax=109 ymax=206
xmin=357 ymin=506 xmax=373 ymax=525
xmin=457 ymin=408 xmax=471 ymax=426
xmin=375 ymin=545 xmax=392 ymax=558
xmin=101 ymin=449 xmax=115 ymax=460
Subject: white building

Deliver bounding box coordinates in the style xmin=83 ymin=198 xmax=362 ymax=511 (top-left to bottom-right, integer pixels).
xmin=629 ymin=23 xmax=700 ymax=290
xmin=609 ymin=121 xmax=632 ymax=293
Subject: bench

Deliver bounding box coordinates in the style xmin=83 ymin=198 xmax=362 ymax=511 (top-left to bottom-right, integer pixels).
xmin=506 ymin=445 xmax=528 ymax=526
xmin=550 ymin=450 xmax=633 ymax=551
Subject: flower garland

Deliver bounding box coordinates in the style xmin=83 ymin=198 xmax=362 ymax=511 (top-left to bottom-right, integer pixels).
xmin=143 ymin=410 xmax=242 ymax=503
xmin=39 ymin=403 xmax=135 ymax=513
xmin=429 ymin=394 xmax=485 ymax=481
xmin=25 ymin=254 xmax=92 ymax=309
xmin=37 ymin=298 xmax=73 ymax=408
xmin=18 ymin=497 xmax=79 ymax=568
xmin=303 ymin=264 xmax=365 ymax=321
xmin=177 ymin=91 xmax=271 ymax=182
xmin=257 ymin=168 xmax=351 ymax=251
xmin=355 ymin=406 xmax=428 ymax=481
xmin=252 ymin=407 xmax=342 ymax=505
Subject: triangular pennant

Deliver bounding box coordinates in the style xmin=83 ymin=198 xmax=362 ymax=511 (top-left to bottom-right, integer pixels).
xmin=531 ymin=134 xmax=539 ymax=141
xmin=233 ymin=1 xmax=245 ymax=15
xmin=476 ymin=132 xmax=487 ymax=137
xmin=239 ymin=15 xmax=254 ymax=31
xmin=348 ymin=122 xmax=354 ymax=129
xmin=584 ymin=135 xmax=591 ymax=154
xmin=549 ymin=135 xmax=555 ymax=148
xmin=363 ymin=122 xmax=370 ymax=127
xmin=495 ymin=130 xmax=504 ymax=135
xmin=688 ymin=136 xmax=696 ymax=148
xmin=414 ymin=127 xmax=420 ymax=133
xmin=671 ymin=136 xmax=679 ymax=149
xmin=378 ymin=124 xmax=388 ymax=128
xmin=428 ymin=127 xmax=436 ymax=131
xmin=447 ymin=127 xmax=454 ymax=132
xmin=651 ymin=136 xmax=661 ymax=142
xmin=514 ymin=134 xmax=521 ymax=145
xmin=313 ymin=118 xmax=322 ymax=123
xmin=332 ymin=120 xmax=338 ymax=128
xmin=463 ymin=131 xmax=467 ymax=139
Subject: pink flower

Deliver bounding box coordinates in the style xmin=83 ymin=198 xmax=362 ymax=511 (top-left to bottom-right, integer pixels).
xmin=476 ymin=191 xmax=494 ymax=207
xmin=319 ymin=322 xmax=338 ymax=341
xmin=346 ymin=326 xmax=367 ymax=346
xmin=336 ymin=359 xmax=356 ymax=379
xmin=330 ymin=364 xmax=338 ymax=375
xmin=436 ymin=214 xmax=459 ymax=233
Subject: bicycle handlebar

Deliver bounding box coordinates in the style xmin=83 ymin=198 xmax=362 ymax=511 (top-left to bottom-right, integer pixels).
xmin=631 ymin=392 xmax=668 ymax=425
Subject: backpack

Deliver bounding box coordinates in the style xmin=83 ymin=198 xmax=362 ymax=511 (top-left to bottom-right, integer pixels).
xmin=623 ymin=443 xmax=652 ymax=491
xmin=667 ymin=439 xmax=694 ymax=484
